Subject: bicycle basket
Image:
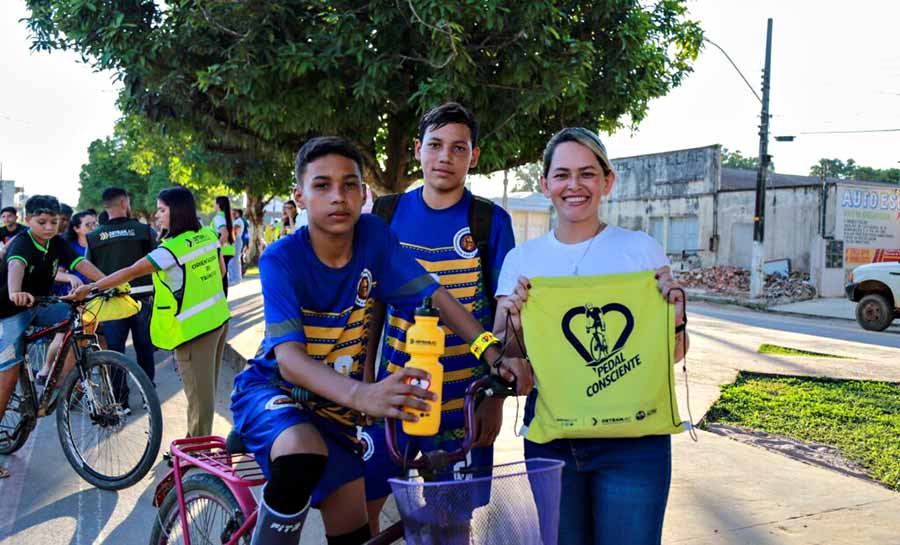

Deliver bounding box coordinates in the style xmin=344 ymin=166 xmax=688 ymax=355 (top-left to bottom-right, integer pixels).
xmin=389 ymin=458 xmax=564 ymax=545
xmin=82 ymin=294 xmax=141 ymax=326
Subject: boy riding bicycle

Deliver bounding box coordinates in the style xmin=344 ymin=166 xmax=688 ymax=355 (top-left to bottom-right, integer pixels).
xmin=0 ymin=195 xmax=105 ymax=479
xmin=229 ymin=137 xmax=531 ymax=545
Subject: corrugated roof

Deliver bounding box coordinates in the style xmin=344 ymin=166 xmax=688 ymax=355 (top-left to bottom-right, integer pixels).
xmin=490 ymin=191 xmax=552 ymax=212
xmin=720 ymin=168 xmax=900 ymax=191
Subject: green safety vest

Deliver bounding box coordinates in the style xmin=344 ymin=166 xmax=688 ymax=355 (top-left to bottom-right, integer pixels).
xmin=520 ymin=271 xmax=685 ymax=442
xmin=150 ymin=229 xmax=230 ymax=350
xmin=210 ymin=212 xmax=236 ymax=257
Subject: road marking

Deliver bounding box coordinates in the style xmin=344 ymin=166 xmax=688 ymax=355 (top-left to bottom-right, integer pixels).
xmin=0 ymin=417 xmax=43 ymax=540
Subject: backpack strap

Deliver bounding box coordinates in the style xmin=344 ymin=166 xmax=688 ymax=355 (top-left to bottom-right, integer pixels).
xmin=372 ymin=194 xmax=402 ymax=226
xmin=468 ymin=195 xmax=497 ymax=318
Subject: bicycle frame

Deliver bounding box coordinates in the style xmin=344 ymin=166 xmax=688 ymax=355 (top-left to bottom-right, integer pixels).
xmin=152 ymin=375 xmax=515 ymax=545
xmin=22 ymin=304 xmax=101 ymax=416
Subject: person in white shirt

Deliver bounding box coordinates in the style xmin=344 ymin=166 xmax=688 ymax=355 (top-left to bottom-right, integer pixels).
xmin=494 ymin=127 xmax=687 ymax=545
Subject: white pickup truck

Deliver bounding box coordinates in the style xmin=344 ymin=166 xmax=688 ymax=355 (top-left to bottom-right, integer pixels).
xmin=845 ymin=262 xmax=900 ymax=331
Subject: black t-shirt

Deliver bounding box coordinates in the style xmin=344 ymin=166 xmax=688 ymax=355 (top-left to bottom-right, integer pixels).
xmin=0 ymin=224 xmax=27 ymax=246
xmin=0 ymin=232 xmax=82 ymax=318
xmin=86 ymin=217 xmax=157 ymax=289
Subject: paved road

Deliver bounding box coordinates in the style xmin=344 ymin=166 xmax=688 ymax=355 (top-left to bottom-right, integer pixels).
xmin=1 ymin=292 xmax=897 ymax=545
xmin=690 ymin=301 xmax=900 ymax=349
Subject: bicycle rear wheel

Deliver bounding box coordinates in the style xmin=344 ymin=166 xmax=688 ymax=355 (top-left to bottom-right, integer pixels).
xmin=149 ymin=472 xmax=249 ymax=545
xmin=56 ymin=349 xmax=162 ymax=490
xmin=0 ymin=366 xmax=36 ymax=455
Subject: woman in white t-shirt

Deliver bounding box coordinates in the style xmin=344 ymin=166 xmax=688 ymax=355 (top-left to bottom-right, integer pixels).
xmin=494 ymin=128 xmax=688 ymax=545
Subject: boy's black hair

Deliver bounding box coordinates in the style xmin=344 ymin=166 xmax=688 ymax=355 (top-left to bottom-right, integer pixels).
xmin=233 ymin=208 xmax=243 ymax=217
xmin=0 ymin=206 xmax=16 ymax=215
xmin=417 ymin=102 xmax=479 ymax=147
xmin=98 ymin=210 xmax=109 ymax=225
xmin=102 ymin=187 xmax=128 ymax=204
xmin=60 ymin=203 xmax=73 ymax=217
xmin=294 ymin=137 xmax=365 ymax=183
xmin=284 ymin=200 xmax=296 ymax=208
xmin=25 ymin=195 xmax=61 ymax=216
xmin=157 ymin=187 xmax=202 ymax=239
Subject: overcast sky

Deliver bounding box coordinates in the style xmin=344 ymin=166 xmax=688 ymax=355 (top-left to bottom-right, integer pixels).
xmin=2 ymin=0 xmax=898 ymax=204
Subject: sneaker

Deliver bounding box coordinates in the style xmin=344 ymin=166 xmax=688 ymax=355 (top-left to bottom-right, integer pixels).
xmin=117 ymin=401 xmax=131 ymax=416
xmin=35 ymin=374 xmax=47 ymax=387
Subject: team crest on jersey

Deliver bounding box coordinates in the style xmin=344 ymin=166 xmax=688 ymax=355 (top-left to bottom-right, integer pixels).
xmin=355 ymin=269 xmax=373 ymax=307
xmin=453 ymin=227 xmax=478 ymax=259
xmin=357 ymin=428 xmax=375 ymax=461
xmin=265 ymin=395 xmax=301 ymax=411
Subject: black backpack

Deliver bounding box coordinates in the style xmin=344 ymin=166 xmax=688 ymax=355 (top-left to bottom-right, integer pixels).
xmin=372 ymin=193 xmax=497 ymax=317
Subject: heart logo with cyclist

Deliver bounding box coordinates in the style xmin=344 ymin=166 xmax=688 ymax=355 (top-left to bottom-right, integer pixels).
xmin=559 ymin=302 xmax=643 ymax=398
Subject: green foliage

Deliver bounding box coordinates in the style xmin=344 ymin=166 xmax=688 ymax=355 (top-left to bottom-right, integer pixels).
xmin=25 ymin=0 xmax=704 ymax=194
xmin=511 ymin=162 xmax=542 ymax=192
xmin=704 ymin=372 xmax=900 ymax=490
xmin=756 ymin=343 xmax=852 ymax=359
xmin=721 ymin=147 xmax=773 ymax=171
xmin=810 ymin=158 xmax=900 ymax=183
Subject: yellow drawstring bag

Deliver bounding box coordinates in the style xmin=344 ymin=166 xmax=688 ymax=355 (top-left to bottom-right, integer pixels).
xmin=82 ymin=285 xmax=142 ymax=326
xmin=519 ymin=270 xmax=687 ymax=442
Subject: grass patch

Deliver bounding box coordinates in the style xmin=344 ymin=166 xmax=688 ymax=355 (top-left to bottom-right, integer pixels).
xmin=757 ymin=343 xmax=853 ymax=359
xmin=703 ymin=372 xmax=900 ymax=490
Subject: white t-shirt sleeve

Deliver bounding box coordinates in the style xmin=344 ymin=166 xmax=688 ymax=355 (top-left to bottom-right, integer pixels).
xmin=495 ymin=247 xmax=522 ymax=297
xmin=147 ymin=247 xmax=177 ymax=272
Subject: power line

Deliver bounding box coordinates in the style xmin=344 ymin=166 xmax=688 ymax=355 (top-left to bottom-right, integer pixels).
xmin=704 ymin=37 xmax=762 ymax=104
xmin=798 ymin=128 xmax=900 ymax=135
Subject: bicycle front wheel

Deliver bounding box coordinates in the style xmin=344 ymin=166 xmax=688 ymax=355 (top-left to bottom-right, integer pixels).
xmin=56 ymin=349 xmax=162 ymax=490
xmin=149 ymin=472 xmax=249 ymax=545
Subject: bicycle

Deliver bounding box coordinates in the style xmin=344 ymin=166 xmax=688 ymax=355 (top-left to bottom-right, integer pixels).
xmin=149 ymin=374 xmax=563 ymax=545
xmin=0 ymin=290 xmax=163 ymax=490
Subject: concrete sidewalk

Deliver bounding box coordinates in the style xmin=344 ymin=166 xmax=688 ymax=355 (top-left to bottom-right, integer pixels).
xmin=769 ymin=297 xmax=856 ymax=321
xmin=223 ymin=277 xmax=900 ymax=545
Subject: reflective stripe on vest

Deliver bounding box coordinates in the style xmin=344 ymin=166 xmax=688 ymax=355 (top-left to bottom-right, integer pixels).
xmin=150 ymin=229 xmax=230 ymax=350
xmin=177 ymin=291 xmax=226 ymax=322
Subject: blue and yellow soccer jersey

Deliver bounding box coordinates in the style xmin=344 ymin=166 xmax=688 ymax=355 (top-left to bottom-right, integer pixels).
xmin=234 ymin=214 xmax=439 ymax=427
xmin=377 ymin=188 xmax=515 ymax=430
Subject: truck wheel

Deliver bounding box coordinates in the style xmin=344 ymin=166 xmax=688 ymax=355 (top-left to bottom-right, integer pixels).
xmin=856 ymin=294 xmax=894 ymax=332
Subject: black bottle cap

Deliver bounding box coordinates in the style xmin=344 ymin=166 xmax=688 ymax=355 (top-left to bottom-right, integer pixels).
xmin=415 ymin=296 xmax=440 ymax=317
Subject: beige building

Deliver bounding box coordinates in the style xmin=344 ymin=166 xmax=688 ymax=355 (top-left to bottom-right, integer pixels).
xmin=491 ymin=192 xmax=553 ymax=243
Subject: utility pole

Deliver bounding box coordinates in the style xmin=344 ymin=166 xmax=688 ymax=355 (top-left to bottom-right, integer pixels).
xmin=750 ymin=18 xmax=773 ymax=300
xmin=501 ymin=169 xmax=509 ymax=210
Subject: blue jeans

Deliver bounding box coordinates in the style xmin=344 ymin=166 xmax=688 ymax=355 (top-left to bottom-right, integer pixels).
xmin=103 ymin=297 xmax=155 ymax=398
xmin=525 ymin=435 xmax=671 ymax=545
xmin=0 ymin=303 xmax=69 ymax=371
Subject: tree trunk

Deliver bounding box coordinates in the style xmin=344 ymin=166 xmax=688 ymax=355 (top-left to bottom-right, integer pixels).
xmin=244 ymin=192 xmax=267 ymax=266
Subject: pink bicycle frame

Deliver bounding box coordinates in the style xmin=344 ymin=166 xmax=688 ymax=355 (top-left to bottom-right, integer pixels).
xmin=155 ymin=436 xmax=265 ymax=545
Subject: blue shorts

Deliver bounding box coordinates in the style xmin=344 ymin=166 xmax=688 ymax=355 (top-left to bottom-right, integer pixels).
xmin=230 ymin=379 xmax=365 ymax=508
xmin=0 ymin=303 xmax=69 ymax=372
xmin=361 ymin=420 xmax=493 ymax=504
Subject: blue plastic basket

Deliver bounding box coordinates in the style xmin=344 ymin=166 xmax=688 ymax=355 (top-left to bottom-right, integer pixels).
xmin=389 ymin=458 xmax=564 ymax=545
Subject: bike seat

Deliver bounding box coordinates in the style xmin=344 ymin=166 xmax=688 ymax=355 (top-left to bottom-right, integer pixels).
xmin=225 ymin=430 xmax=248 ymax=455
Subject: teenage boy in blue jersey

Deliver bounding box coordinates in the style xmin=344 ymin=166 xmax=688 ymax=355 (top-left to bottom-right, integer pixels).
xmin=361 ymin=102 xmax=516 ymax=532
xmin=230 ymin=137 xmax=531 ymax=545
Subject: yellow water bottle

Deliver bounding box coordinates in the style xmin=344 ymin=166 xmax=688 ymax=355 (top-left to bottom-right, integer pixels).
xmin=402 ymin=297 xmax=444 ymax=436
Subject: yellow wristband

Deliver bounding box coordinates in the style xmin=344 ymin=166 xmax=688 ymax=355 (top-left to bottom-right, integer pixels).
xmin=470 ymin=332 xmax=501 ymax=362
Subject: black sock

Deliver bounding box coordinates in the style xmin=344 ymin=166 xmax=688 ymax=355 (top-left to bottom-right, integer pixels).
xmin=327 ymin=524 xmax=372 ymax=545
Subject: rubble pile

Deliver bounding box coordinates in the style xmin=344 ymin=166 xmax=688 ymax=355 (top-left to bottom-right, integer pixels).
xmin=676 ymin=266 xmax=816 ymax=301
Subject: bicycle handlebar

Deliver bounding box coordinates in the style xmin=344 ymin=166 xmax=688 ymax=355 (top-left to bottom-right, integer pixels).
xmin=33 ymin=288 xmax=122 ymax=307
xmin=288 ymin=374 xmax=517 ymax=471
